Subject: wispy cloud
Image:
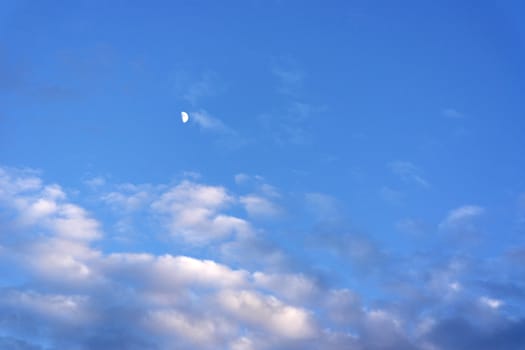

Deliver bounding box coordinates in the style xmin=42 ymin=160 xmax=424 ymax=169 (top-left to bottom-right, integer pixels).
xmin=240 ymin=194 xmax=282 ymax=219
xmin=388 ymin=161 xmax=430 ymax=188
xmin=235 ymin=174 xmax=283 ymax=219
xmin=311 ymin=229 xmax=389 ymax=275
xmin=379 ymin=186 xmax=404 ymax=205
xmin=395 ymin=218 xmax=429 ymax=236
xmin=174 ymin=71 xmax=223 ymax=106
xmin=83 ymin=176 xmax=106 ymax=189
xmin=440 ymin=205 xmax=484 ymax=229
xmin=190 ymin=110 xmax=235 ymax=134
xmin=183 ymin=110 xmax=248 ymax=149
xmin=442 ymin=108 xmax=465 ymax=119
xmin=479 ymin=296 xmax=503 ymax=309
xmin=258 ymin=101 xmax=322 ymax=146
xmin=271 ymin=57 xmax=304 ymax=96
xmin=304 ymin=192 xmax=341 ymax=221
xmin=102 ymin=183 xmax=156 ymax=212
xmin=439 ymin=205 xmax=485 ymax=240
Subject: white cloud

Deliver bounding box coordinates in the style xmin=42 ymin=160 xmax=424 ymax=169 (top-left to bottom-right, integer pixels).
xmin=0 ymin=290 xmax=94 ymax=326
xmin=234 ymin=173 xmax=251 ymax=185
xmin=155 ymin=181 xmax=232 ymax=208
xmin=0 ymin=168 xmax=101 ymax=241
xmin=159 ymin=255 xmax=247 ymax=287
xmin=191 ymin=110 xmax=235 ymax=134
xmin=0 ymin=167 xmax=42 ymax=197
xmin=102 ymin=184 xmax=154 ymax=212
xmin=23 ymin=237 xmax=102 ymax=286
xmin=253 ymin=272 xmax=320 ymax=302
xmin=0 ymin=166 xmax=519 ymax=350
xmin=146 ymin=309 xmax=235 ymax=348
xmin=240 ymin=195 xmax=281 ymax=219
xmin=216 ymin=289 xmax=318 ymax=339
xmin=50 ymin=204 xmax=101 ymax=241
xmin=440 ymin=205 xmax=484 ymax=231
xmin=480 ymin=296 xmax=503 ymax=309
xmin=424 ymin=258 xmax=467 ymax=299
xmin=152 ymin=180 xmax=251 ymax=243
xmin=448 ymin=281 xmax=461 ymax=292
xmin=105 ymin=253 xmax=248 ymax=290
xmin=234 ymin=174 xmax=280 ymax=198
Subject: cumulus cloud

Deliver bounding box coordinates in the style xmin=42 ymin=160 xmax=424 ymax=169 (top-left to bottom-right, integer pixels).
xmin=216 ymin=289 xmax=318 ymax=340
xmin=151 ymin=180 xmax=251 ymax=244
xmin=104 ymin=253 xmax=249 ymax=290
xmin=1 ymin=166 xmax=524 ymax=350
xmin=0 ymin=168 xmax=306 ymax=348
xmin=253 ymin=271 xmax=321 ymax=303
xmin=145 ymin=309 xmax=235 ymax=348
xmin=0 ymin=167 xmax=101 ymax=241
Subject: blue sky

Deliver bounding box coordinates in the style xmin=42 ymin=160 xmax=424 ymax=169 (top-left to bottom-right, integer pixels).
xmin=1 ymin=1 xmax=525 ymax=349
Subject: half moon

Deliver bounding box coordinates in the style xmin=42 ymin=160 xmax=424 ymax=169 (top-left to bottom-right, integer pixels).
xmin=181 ymin=111 xmax=189 ymax=123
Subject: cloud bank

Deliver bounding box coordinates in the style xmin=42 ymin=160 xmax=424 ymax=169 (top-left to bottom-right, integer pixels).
xmin=0 ymin=167 xmax=524 ymax=349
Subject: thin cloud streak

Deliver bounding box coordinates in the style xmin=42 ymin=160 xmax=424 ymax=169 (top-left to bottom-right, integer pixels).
xmin=388 ymin=161 xmax=430 ymax=188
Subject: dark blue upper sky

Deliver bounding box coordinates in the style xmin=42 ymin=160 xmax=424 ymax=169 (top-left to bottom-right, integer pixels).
xmin=1 ymin=1 xmax=525 ymax=349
